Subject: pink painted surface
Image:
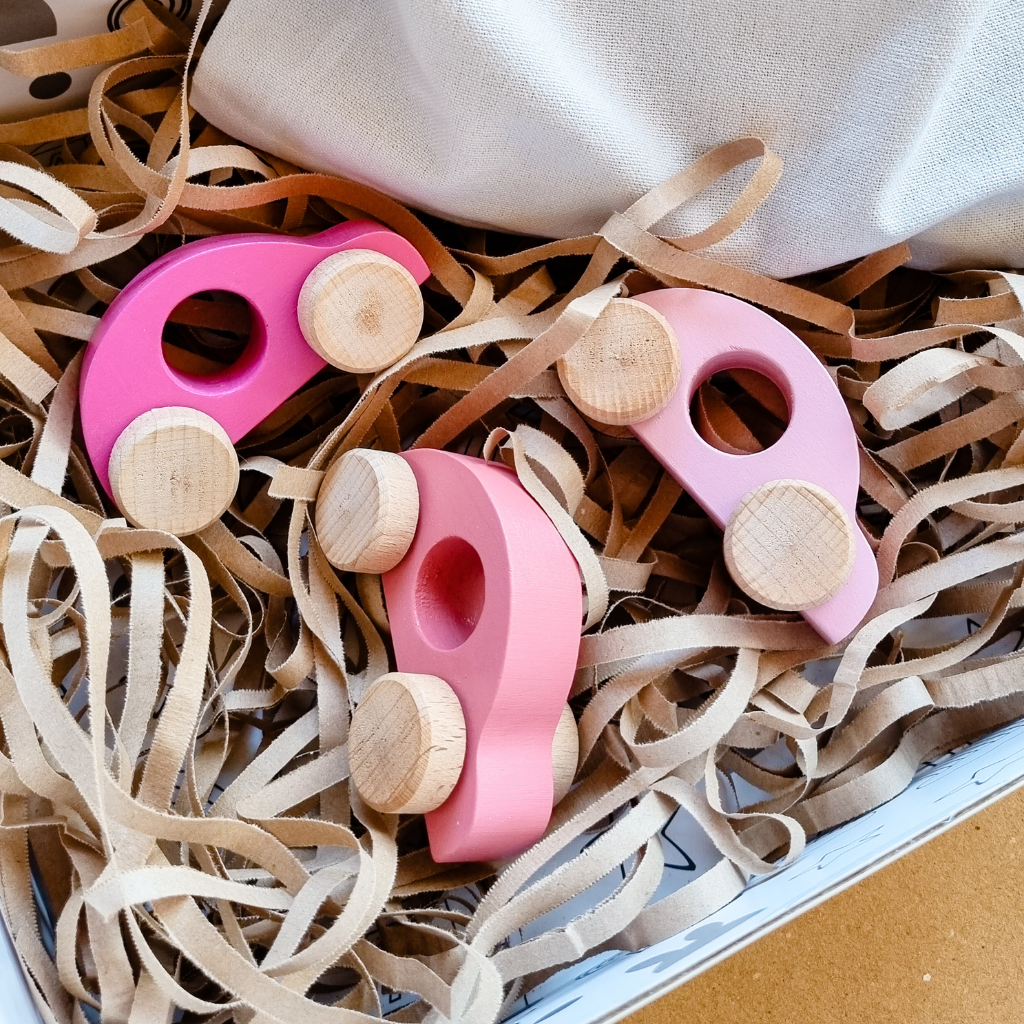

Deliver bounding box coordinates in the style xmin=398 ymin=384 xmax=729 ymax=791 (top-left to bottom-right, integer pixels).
xmin=79 ymin=222 xmax=430 ymax=496
xmin=631 ymin=288 xmax=878 ymax=644
xmin=382 ymin=450 xmax=582 ymax=863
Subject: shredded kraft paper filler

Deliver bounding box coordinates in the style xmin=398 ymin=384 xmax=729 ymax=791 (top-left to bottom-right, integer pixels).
xmin=1 ymin=2 xmax=1024 ymax=1022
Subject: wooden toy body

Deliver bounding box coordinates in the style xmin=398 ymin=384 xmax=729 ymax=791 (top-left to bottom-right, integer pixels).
xmin=79 ymin=222 xmax=430 ymax=496
xmin=630 ymin=288 xmax=878 ymax=644
xmin=382 ymin=450 xmax=582 ymax=863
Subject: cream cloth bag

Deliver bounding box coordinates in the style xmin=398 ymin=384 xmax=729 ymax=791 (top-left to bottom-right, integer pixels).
xmin=191 ymin=0 xmax=1024 ymax=277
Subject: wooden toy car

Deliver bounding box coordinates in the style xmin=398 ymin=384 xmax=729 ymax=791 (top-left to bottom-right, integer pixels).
xmin=78 ymin=222 xmax=430 ymax=535
xmin=326 ymin=448 xmax=582 ymax=863
xmin=558 ymin=289 xmax=878 ymax=644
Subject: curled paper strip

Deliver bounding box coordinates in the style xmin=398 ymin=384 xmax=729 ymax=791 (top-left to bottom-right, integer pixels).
xmin=1 ymin=5 xmax=1024 ymax=1022
xmin=0 ymin=160 xmax=97 ymax=254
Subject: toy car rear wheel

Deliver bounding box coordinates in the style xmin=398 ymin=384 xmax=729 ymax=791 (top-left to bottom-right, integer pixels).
xmin=298 ymin=248 xmax=424 ymax=373
xmin=108 ymin=406 xmax=239 ymax=536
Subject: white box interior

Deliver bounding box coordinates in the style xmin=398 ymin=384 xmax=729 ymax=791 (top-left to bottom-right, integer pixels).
xmin=506 ymin=715 xmax=1024 ymax=1024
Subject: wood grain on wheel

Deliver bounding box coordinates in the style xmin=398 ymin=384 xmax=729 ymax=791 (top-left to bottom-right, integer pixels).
xmin=551 ymin=704 xmax=579 ymax=806
xmin=297 ymin=248 xmax=424 ymax=373
xmin=557 ymin=297 xmax=681 ymax=426
xmin=316 ymin=448 xmax=420 ymax=573
xmin=108 ymin=406 xmax=239 ymax=536
xmin=349 ymin=672 xmax=466 ymax=815
xmin=723 ymin=479 xmax=856 ymax=611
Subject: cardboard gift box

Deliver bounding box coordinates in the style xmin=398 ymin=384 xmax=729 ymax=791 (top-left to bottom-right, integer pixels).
xmin=2 ymin=4 xmax=1024 ymax=1024
xmin=0 ymin=1 xmax=198 ymax=121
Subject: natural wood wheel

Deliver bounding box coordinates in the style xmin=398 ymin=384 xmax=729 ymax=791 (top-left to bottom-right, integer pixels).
xmin=108 ymin=407 xmax=239 ymax=536
xmin=557 ymin=297 xmax=681 ymax=426
xmin=315 ymin=448 xmax=420 ymax=573
xmin=349 ymin=672 xmax=466 ymax=815
xmin=297 ymin=249 xmax=424 ymax=373
xmin=551 ymin=704 xmax=579 ymax=806
xmin=723 ymin=479 xmax=856 ymax=611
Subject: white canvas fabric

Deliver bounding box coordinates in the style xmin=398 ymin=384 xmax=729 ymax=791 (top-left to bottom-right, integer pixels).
xmin=191 ymin=0 xmax=1024 ymax=278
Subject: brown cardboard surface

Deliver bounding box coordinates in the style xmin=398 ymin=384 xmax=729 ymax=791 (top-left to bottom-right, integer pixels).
xmin=625 ymin=786 xmax=1024 ymax=1024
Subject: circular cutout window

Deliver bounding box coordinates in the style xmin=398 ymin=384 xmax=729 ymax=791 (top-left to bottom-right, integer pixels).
xmin=415 ymin=537 xmax=486 ymax=650
xmin=162 ymin=290 xmax=255 ymax=380
xmin=690 ymin=368 xmax=789 ymax=454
